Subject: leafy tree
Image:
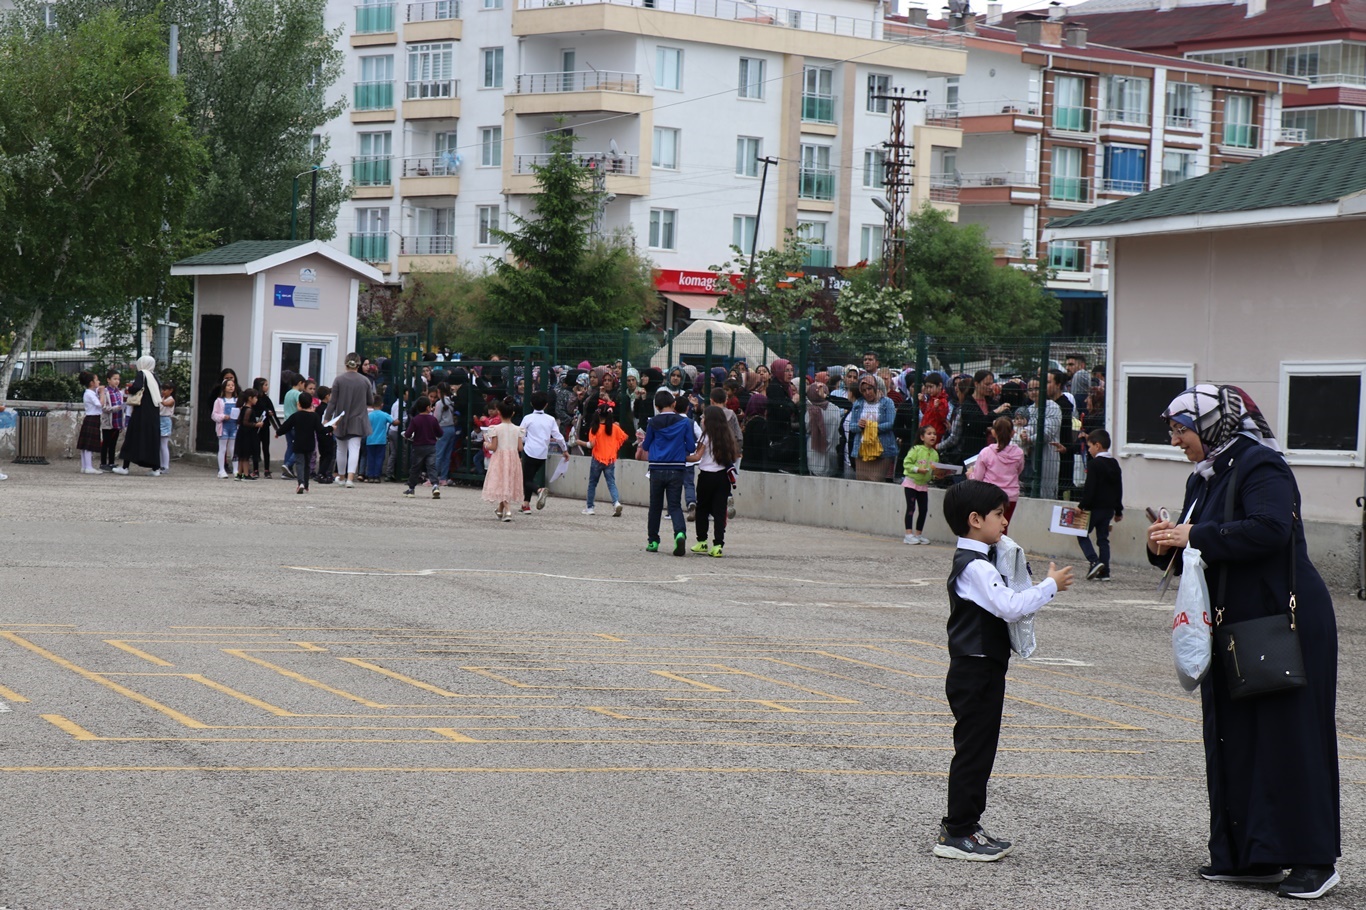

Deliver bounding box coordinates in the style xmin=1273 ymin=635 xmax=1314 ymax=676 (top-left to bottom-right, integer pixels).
xmin=709 ymin=229 xmax=826 ymax=335
xmin=481 ymin=130 xmax=656 ymax=342
xmin=0 ymin=9 xmax=206 ymax=400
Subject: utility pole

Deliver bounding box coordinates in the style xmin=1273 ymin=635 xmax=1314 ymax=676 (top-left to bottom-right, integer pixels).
xmin=871 ymin=87 xmax=927 ymax=289
xmin=740 ymin=155 xmax=779 ymax=324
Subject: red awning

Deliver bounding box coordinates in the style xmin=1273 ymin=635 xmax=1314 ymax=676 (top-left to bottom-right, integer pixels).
xmin=660 ymin=291 xmax=720 ymax=312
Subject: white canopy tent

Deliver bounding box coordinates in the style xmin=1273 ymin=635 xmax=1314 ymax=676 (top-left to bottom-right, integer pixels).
xmin=650 ymin=321 xmax=778 ymax=370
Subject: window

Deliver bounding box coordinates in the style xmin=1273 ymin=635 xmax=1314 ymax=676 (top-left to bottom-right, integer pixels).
xmin=1278 ymin=361 xmax=1366 ymax=464
xmin=738 ymin=57 xmax=765 ymax=99
xmin=656 ymin=47 xmax=682 ymax=90
xmin=736 ymin=137 xmax=761 ymax=177
xmin=1048 ymin=241 xmax=1087 ymax=272
xmin=1053 ymin=74 xmax=1089 ymax=131
xmin=480 ymin=126 xmax=502 ymax=167
xmin=1162 ymin=150 xmax=1194 ymax=186
xmin=799 ymin=144 xmax=833 ymax=200
xmin=407 ymin=43 xmax=454 ymax=99
xmin=1102 ymin=145 xmax=1146 ymax=194
xmin=860 ymin=224 xmax=884 ymax=262
xmin=652 ymin=127 xmax=679 ymax=170
xmin=477 ymin=205 xmax=500 ymax=245
xmin=798 ymin=221 xmax=831 ymax=267
xmin=482 ymin=47 xmax=503 ymax=88
xmin=649 ymin=208 xmax=677 ymax=250
xmin=356 ymin=55 xmax=395 ymax=110
xmin=1166 ymin=82 xmax=1196 ymax=128
xmin=946 ymin=76 xmax=960 ymax=110
xmin=1104 ymin=76 xmax=1150 ymax=124
xmin=1120 ymin=363 xmax=1195 ymax=453
xmin=867 ymin=73 xmax=891 ymax=113
xmin=408 ymin=206 xmax=454 ymax=254
xmin=354 ymin=131 xmax=392 ymax=186
xmin=802 ymin=66 xmax=835 ymax=123
xmin=1050 ymin=145 xmax=1085 ymax=202
xmin=732 ymin=215 xmax=757 ymax=255
xmin=862 ymin=149 xmax=886 ymax=189
xmin=352 ymin=207 xmax=390 ymax=262
xmin=482 ymin=0 xmax=502 ymax=8
xmin=1224 ymin=93 xmax=1256 ymax=147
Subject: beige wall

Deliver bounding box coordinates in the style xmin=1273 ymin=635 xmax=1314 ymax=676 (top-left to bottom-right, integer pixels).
xmin=259 ymin=253 xmax=359 ymax=384
xmin=1110 ymin=222 xmax=1366 ymax=546
xmin=195 ymin=276 xmax=254 ymax=385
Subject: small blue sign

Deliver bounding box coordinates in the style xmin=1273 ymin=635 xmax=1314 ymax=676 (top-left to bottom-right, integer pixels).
xmin=274 ymin=284 xmax=296 ymax=307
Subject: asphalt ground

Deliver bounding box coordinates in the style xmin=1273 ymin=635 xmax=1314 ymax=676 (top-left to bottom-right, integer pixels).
xmin=0 ymin=461 xmax=1361 ymax=910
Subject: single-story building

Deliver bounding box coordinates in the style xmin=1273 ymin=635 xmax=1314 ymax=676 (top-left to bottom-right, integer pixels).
xmin=1044 ymin=138 xmax=1366 ymax=586
xmin=171 ymin=240 xmax=383 ymax=452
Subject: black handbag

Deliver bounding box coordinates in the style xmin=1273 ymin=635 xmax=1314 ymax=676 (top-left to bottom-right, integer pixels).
xmin=1211 ymin=464 xmax=1307 ymax=701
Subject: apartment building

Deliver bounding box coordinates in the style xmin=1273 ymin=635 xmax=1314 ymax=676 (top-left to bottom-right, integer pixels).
xmin=908 ymin=9 xmax=1303 ymax=333
xmin=319 ymin=0 xmax=967 ymax=285
xmin=1055 ymin=0 xmax=1366 ymax=143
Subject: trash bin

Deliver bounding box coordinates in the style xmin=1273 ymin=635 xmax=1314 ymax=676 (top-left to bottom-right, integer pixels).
xmin=14 ymin=407 xmax=49 ymax=465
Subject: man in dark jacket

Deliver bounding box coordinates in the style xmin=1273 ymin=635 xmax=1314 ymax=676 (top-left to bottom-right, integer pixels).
xmin=639 ymin=389 xmax=696 ymax=556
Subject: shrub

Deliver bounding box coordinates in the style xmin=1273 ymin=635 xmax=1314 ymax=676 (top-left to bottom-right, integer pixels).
xmin=10 ymin=371 xmax=83 ymax=403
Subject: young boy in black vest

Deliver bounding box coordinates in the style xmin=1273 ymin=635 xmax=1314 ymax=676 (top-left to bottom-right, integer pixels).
xmin=935 ymin=480 xmax=1075 ymax=861
xmin=1076 ymin=428 xmax=1123 ymax=580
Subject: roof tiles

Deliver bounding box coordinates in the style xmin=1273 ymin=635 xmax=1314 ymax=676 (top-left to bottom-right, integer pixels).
xmin=174 ymin=240 xmax=306 ymax=267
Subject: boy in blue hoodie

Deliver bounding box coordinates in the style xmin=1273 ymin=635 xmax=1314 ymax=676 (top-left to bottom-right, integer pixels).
xmin=640 ymin=389 xmax=696 ymax=555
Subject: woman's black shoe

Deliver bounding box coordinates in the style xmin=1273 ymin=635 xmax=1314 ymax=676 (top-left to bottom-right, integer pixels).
xmin=1278 ymin=866 xmax=1339 ymax=899
xmin=1198 ymin=863 xmax=1287 ymax=883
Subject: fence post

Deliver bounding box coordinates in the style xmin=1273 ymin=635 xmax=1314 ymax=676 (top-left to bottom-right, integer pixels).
xmin=704 ymin=329 xmax=713 ymax=399
xmin=551 ymin=323 xmax=559 ymax=368
xmin=1031 ymin=338 xmax=1051 ymax=499
xmin=666 ymin=326 xmax=674 ymax=368
xmin=729 ymin=331 xmax=737 ymax=362
xmin=798 ymin=324 xmax=810 ymax=475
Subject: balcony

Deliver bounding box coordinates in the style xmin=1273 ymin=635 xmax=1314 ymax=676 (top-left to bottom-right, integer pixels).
xmin=349 ymin=232 xmax=390 ymax=264
xmin=802 ymin=245 xmax=834 ymax=268
xmin=990 ymin=241 xmax=1029 ymax=266
xmin=929 ymin=99 xmax=1041 ymax=134
xmin=1275 ymin=126 xmax=1308 ymax=145
xmin=1220 ymin=123 xmax=1261 ymax=154
xmin=1100 ymin=107 xmax=1150 ymax=128
xmin=798 ymin=167 xmax=836 ymax=201
xmin=507 ymin=70 xmax=648 ymax=115
xmin=1165 ymin=112 xmax=1199 ymax=131
xmin=1048 ymin=175 xmax=1094 ymax=207
xmin=956 ymin=171 xmax=1039 ymax=205
xmin=929 ymin=175 xmax=959 ymax=203
xmin=1051 ymin=106 xmax=1096 ymax=136
xmin=1099 ymin=177 xmax=1145 ymax=195
xmin=399 ymin=156 xmax=461 ymax=197
xmin=802 ymin=93 xmax=836 ymax=125
xmin=352 ymin=81 xmax=395 ymax=122
xmin=404 ymin=0 xmax=461 ymax=39
xmin=506 ymin=152 xmax=646 ymax=195
xmin=403 ymin=79 xmax=461 ymax=119
xmin=351 ymin=156 xmax=393 ymax=199
xmin=356 ymin=3 xmax=396 ymax=33
xmin=408 ymin=0 xmax=458 ymax=20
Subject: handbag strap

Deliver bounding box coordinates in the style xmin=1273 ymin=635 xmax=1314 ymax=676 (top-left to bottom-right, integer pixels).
xmin=1213 ymin=460 xmax=1299 ymax=628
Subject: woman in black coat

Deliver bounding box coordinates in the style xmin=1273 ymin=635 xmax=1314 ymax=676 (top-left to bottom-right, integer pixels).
xmin=1147 ymin=385 xmax=1340 ymax=900
xmin=116 ymin=355 xmax=164 ymax=474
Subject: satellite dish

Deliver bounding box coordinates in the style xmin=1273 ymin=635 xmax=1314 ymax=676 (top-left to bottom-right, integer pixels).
xmin=609 ymin=138 xmax=620 ymax=155
xmin=872 ymin=197 xmax=893 ymax=215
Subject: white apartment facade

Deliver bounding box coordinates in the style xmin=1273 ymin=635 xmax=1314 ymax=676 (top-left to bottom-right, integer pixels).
xmin=318 ymin=0 xmax=968 ymax=285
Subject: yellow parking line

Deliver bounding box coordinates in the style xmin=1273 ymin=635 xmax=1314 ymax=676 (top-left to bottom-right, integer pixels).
xmin=41 ymin=714 xmax=99 ymax=740
xmin=105 ymin=640 xmax=175 ymax=667
xmin=0 ymin=683 xmax=29 ymax=703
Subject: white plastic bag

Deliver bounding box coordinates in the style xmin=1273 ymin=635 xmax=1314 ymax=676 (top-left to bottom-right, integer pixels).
xmin=994 ymin=534 xmax=1038 ymax=659
xmin=1172 ymin=546 xmax=1213 ymax=691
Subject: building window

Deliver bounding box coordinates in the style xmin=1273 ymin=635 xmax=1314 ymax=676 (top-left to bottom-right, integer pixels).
xmin=1104 ymin=76 xmax=1150 ymax=124
xmin=1161 ymin=149 xmax=1194 ymax=186
xmin=1050 ymin=145 xmax=1085 ymax=202
xmin=862 ymin=149 xmax=886 ymax=189
xmin=1048 ymin=241 xmax=1087 ymax=272
xmin=736 ymin=137 xmax=761 ymax=177
xmin=860 ymin=224 xmax=884 ymax=262
xmin=656 ymin=47 xmax=682 ymax=91
xmin=480 ymin=126 xmax=502 ymax=166
xmin=732 ymin=215 xmax=757 ymax=255
xmin=1120 ymin=363 xmax=1195 ymax=453
xmin=407 ymin=43 xmax=454 ymax=99
xmin=481 ymin=47 xmax=503 ymax=88
xmin=867 ymin=73 xmax=891 ymax=113
xmin=1166 ymin=82 xmax=1196 ymax=129
xmin=477 ymin=205 xmax=500 ymax=245
xmin=652 ymin=127 xmax=679 ymax=170
xmin=738 ymin=57 xmax=765 ymax=99
xmin=946 ymin=76 xmax=960 ymax=110
xmin=802 ymin=66 xmax=835 ymax=123
xmin=356 ymin=55 xmax=395 ymax=110
xmin=799 ymin=144 xmax=834 ymax=201
xmin=1278 ymin=361 xmax=1366 ymax=464
xmin=352 ymin=207 xmax=390 ymax=262
xmin=1102 ymin=145 xmax=1146 ymax=194
xmin=798 ymin=221 xmax=831 ymax=267
xmin=354 ymin=131 xmax=393 ymax=186
xmin=1053 ymin=74 xmax=1089 ymax=131
xmin=1224 ymin=93 xmax=1257 ymax=147
xmin=482 ymin=0 xmax=502 ymax=8
xmin=649 ymin=208 xmax=677 ymax=250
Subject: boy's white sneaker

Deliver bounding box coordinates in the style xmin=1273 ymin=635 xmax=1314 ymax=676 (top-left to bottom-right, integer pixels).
xmin=917 ymin=535 xmax=931 ymax=545
xmin=0 ymin=471 xmax=7 ymax=480
xmin=903 ymin=533 xmax=917 ymax=545
xmin=581 ymin=507 xmax=595 ymax=515
xmin=612 ymin=502 xmax=623 ymax=517
xmin=216 ymin=470 xmax=228 ymax=478
xmin=112 ymin=467 xmax=129 ymax=475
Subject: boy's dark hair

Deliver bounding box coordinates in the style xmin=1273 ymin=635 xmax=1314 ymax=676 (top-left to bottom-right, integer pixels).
xmin=654 ymin=389 xmax=675 ymax=410
xmin=1049 ymin=368 xmax=1070 ymax=391
xmin=673 ymin=392 xmax=689 ymax=412
xmin=943 ymin=480 xmax=1010 ymax=537
xmin=297 ymin=392 xmax=315 ymax=409
xmin=922 ymin=374 xmax=943 ymax=389
xmin=972 ymin=369 xmax=993 ymax=385
xmin=292 ymin=374 xmax=307 ymax=388
xmin=1066 ymin=352 xmax=1087 ymax=366
xmin=1089 ymin=428 xmax=1111 ymax=448
xmin=709 ymin=386 xmax=727 ymax=404
xmin=316 ymin=385 xmax=331 ymax=401
xmin=411 ymin=396 xmax=431 ymax=414
xmin=530 ymin=390 xmax=550 ymax=411
xmin=723 ymin=379 xmax=741 ymax=393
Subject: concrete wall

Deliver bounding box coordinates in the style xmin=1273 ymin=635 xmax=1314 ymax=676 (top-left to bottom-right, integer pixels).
xmin=548 ymin=454 xmax=1362 ymax=590
xmin=0 ymin=403 xmax=194 ymax=465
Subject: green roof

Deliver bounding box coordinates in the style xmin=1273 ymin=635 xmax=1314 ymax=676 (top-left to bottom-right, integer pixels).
xmin=173 ymin=240 xmax=306 ymax=267
xmin=1049 ymin=138 xmax=1366 ymax=231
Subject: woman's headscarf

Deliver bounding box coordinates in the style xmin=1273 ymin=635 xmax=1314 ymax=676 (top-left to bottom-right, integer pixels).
xmin=1163 ymin=383 xmax=1281 ymax=462
xmin=625 ymin=367 xmax=639 ymax=383
xmin=744 ymin=392 xmax=768 ymax=419
xmin=806 ymin=382 xmax=830 ymax=451
xmin=814 ymin=370 xmax=829 ymax=387
xmin=578 ymin=360 xmax=592 ymax=371
xmin=710 ymin=366 xmax=728 ymax=389
xmin=666 ymin=366 xmax=685 ymax=389
xmin=769 ymin=358 xmax=794 ymax=399
xmin=575 ymin=372 xmax=589 ymax=388
xmin=136 ymin=354 xmax=161 ymax=403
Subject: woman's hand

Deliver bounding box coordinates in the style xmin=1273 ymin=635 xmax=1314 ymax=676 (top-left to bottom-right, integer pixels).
xmin=1147 ymin=519 xmax=1190 ymax=554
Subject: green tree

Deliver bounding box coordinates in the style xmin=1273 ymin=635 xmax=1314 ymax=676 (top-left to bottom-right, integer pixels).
xmin=881 ymin=205 xmax=1060 ymax=337
xmin=0 ymin=9 xmax=206 ymax=400
xmin=709 ymin=229 xmax=825 ymax=335
xmin=481 ymin=130 xmax=655 ymax=342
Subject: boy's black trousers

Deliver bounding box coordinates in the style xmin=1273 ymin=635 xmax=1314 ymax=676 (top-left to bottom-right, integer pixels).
xmin=942 ymin=655 xmax=1008 ymax=837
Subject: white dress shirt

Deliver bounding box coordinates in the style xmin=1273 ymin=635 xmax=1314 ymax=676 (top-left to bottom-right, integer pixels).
xmin=953 ymin=537 xmax=1057 ymax=622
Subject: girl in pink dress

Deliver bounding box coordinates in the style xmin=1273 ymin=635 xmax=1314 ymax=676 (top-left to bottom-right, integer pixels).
xmin=971 ymin=416 xmax=1026 ymax=521
xmin=480 ymin=398 xmax=524 ymax=521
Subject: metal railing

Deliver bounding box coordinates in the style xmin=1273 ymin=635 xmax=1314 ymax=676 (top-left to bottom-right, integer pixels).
xmin=929 ymin=99 xmax=1039 ymax=119
xmin=801 ymin=93 xmax=836 ymax=124
xmin=802 ymin=245 xmax=834 ymax=268
xmin=405 ymin=78 xmax=459 ymax=100
xmin=514 ymin=0 xmax=966 ymax=48
xmin=1052 ymin=106 xmax=1095 ymax=133
xmin=407 ymin=0 xmax=460 ymax=20
xmin=349 ymin=232 xmax=390 ymax=262
xmin=990 ymin=241 xmax=1028 ymax=259
xmin=1164 ymin=113 xmax=1198 ymax=130
xmin=356 ymin=2 xmax=397 ymax=33
xmin=929 ymin=175 xmax=959 ymax=203
xmin=1222 ymin=123 xmax=1260 ymax=149
xmin=512 ymin=71 xmax=641 ymax=94
xmin=798 ymin=167 xmax=836 ymax=201
xmin=512 ymin=152 xmax=640 ymax=175
xmin=1099 ymin=177 xmax=1144 ymax=194
xmin=400 ymin=234 xmax=456 ymax=255
xmin=402 ymin=155 xmax=460 ymax=178
xmin=1275 ymin=126 xmax=1309 ymax=143
xmin=1101 ymin=108 xmax=1149 ymax=126
xmin=354 ymin=80 xmax=395 ymax=111
xmin=959 ymin=170 xmax=1038 ymax=187
xmin=351 ymin=155 xmax=393 ymax=186
xmin=1048 ymin=176 xmax=1093 ymax=205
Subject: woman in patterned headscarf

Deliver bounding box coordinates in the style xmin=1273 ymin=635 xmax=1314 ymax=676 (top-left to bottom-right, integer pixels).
xmin=1147 ymin=384 xmax=1340 ymax=899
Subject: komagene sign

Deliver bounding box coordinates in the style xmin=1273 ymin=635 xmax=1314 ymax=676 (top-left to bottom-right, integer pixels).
xmin=653 ymin=269 xmax=741 ymax=295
